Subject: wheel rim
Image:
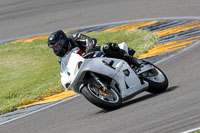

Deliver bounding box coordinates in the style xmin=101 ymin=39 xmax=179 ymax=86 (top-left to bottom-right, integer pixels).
xmin=87 ymin=84 xmax=119 ymax=103
xmin=145 ymin=68 xmax=166 ymax=83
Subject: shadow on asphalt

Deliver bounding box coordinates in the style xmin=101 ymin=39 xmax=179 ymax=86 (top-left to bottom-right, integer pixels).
xmin=96 ymin=86 xmax=179 ymax=114
xmin=122 ymin=86 xmax=179 ymax=107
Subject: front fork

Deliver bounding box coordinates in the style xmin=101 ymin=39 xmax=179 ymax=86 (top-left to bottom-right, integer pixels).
xmin=90 ymin=72 xmax=108 ymax=92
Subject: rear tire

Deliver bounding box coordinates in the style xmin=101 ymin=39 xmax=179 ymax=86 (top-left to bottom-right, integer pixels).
xmin=81 ymin=83 xmax=122 ymax=110
xmin=144 ymin=64 xmax=168 ymax=94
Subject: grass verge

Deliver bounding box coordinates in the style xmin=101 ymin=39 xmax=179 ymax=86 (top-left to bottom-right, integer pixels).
xmin=193 ymin=129 xmax=200 ymax=133
xmin=85 ymin=30 xmax=158 ymax=57
xmin=0 ymin=30 xmax=158 ymax=114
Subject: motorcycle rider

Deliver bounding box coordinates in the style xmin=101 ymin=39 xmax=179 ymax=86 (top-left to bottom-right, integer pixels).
xmin=47 ymin=30 xmax=141 ymax=68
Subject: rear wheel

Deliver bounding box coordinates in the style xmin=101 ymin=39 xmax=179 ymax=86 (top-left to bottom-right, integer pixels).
xmin=81 ymin=83 xmax=122 ymax=110
xmin=144 ymin=64 xmax=168 ymax=94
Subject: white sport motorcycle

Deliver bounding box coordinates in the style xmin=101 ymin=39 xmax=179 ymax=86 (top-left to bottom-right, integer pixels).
xmin=60 ymin=43 xmax=168 ymax=110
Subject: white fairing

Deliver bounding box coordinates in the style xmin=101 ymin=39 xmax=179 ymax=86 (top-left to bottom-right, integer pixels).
xmin=60 ymin=47 xmax=83 ymax=88
xmin=118 ymin=42 xmax=129 ymax=53
xmin=112 ymin=61 xmax=146 ymax=98
xmin=60 ymin=47 xmax=149 ymax=99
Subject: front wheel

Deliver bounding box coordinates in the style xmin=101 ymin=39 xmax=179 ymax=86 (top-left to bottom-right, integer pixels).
xmin=81 ymin=83 xmax=122 ymax=110
xmin=144 ymin=63 xmax=168 ymax=94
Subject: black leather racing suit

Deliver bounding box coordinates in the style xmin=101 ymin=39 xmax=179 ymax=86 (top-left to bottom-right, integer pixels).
xmin=69 ymin=33 xmax=97 ymax=54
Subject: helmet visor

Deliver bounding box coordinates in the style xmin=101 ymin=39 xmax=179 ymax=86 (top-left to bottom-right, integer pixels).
xmin=52 ymin=42 xmax=62 ymax=52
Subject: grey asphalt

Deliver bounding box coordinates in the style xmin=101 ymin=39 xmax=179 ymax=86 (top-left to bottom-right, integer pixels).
xmin=1 ymin=0 xmax=200 ymax=41
xmin=0 ymin=0 xmax=200 ymax=133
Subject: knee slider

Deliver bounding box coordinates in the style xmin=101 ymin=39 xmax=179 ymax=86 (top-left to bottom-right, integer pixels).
xmin=103 ymin=43 xmax=110 ymax=50
xmin=100 ymin=43 xmax=110 ymax=54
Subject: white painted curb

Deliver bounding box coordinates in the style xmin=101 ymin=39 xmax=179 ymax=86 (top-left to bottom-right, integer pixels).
xmin=181 ymin=127 xmax=200 ymax=133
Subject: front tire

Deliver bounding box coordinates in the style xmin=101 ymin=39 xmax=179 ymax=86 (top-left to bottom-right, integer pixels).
xmin=144 ymin=64 xmax=168 ymax=94
xmin=81 ymin=83 xmax=122 ymax=110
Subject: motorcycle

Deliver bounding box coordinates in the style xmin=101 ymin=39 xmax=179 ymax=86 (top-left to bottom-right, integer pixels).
xmin=60 ymin=42 xmax=168 ymax=110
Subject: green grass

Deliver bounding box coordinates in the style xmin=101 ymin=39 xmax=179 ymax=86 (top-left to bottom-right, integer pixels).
xmin=85 ymin=30 xmax=158 ymax=57
xmin=193 ymin=130 xmax=200 ymax=133
xmin=0 ymin=30 xmax=158 ymax=114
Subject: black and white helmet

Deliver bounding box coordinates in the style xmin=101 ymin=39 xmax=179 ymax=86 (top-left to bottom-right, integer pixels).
xmin=47 ymin=30 xmax=71 ymax=57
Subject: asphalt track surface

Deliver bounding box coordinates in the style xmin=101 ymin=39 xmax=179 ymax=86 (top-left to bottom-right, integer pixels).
xmin=0 ymin=0 xmax=200 ymax=133
xmin=1 ymin=0 xmax=200 ymax=41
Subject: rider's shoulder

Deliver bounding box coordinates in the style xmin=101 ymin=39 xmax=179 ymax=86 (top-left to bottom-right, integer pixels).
xmin=71 ymin=33 xmax=83 ymax=38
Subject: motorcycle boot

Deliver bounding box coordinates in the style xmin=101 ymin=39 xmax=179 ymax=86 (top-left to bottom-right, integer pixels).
xmin=123 ymin=53 xmax=145 ymax=84
xmin=123 ymin=53 xmax=141 ymax=67
xmin=128 ymin=48 xmax=135 ymax=56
